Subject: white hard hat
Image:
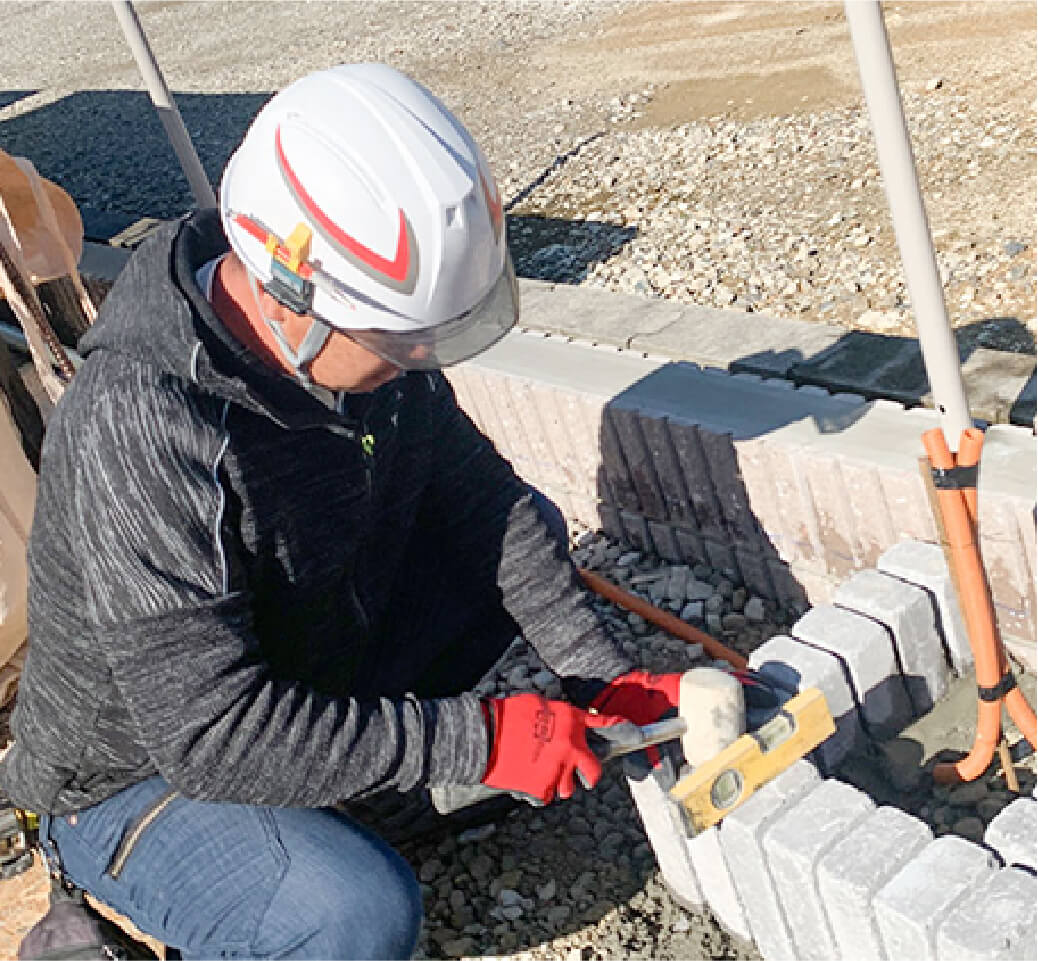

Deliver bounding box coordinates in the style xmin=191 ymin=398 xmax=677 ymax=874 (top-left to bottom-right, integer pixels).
xmin=220 ymin=63 xmax=517 ymax=370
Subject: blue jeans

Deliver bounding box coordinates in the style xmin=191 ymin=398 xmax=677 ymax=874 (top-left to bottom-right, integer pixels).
xmin=41 ymin=777 xmax=422 ymax=959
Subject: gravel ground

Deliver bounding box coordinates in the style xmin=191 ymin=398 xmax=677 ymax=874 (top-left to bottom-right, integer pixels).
xmin=0 ymin=1 xmax=1034 ymax=352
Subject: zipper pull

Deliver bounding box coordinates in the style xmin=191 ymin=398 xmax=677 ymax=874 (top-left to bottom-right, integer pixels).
xmin=361 ymin=433 xmax=375 ymax=457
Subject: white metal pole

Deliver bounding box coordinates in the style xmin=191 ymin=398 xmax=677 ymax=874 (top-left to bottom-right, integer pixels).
xmin=844 ymin=0 xmax=971 ymax=451
xmin=110 ymin=0 xmax=217 ymax=209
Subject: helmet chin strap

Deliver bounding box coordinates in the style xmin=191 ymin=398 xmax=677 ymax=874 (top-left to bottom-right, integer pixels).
xmin=248 ymin=275 xmax=332 ymax=387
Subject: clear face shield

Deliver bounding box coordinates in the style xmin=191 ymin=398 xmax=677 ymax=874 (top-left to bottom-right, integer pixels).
xmin=339 ymin=259 xmax=518 ymax=370
xmin=231 ymin=212 xmax=518 ymax=372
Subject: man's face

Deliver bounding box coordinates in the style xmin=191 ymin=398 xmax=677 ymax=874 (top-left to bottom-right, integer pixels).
xmin=258 ymin=287 xmax=403 ymax=393
xmin=307 ymin=328 xmax=403 ymax=394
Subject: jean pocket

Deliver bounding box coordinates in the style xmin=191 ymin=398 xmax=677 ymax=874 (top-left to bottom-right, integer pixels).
xmin=106 ymin=787 xmax=179 ymax=879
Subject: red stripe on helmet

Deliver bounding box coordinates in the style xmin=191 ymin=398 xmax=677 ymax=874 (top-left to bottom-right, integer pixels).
xmin=275 ymin=125 xmax=412 ymax=285
xmin=480 ymin=169 xmax=503 ymax=240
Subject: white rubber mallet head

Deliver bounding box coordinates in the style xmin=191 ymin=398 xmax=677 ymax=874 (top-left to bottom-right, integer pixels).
xmin=679 ymin=666 xmax=746 ymax=769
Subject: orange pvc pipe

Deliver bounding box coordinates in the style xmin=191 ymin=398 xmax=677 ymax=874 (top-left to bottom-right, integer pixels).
xmin=579 ymin=568 xmax=748 ymax=671
xmin=925 ymin=428 xmax=1001 ymax=783
xmin=957 ymin=430 xmax=1037 ymax=750
xmin=958 ymin=428 xmax=984 ymax=527
xmin=924 ymin=427 xmax=1037 ymax=783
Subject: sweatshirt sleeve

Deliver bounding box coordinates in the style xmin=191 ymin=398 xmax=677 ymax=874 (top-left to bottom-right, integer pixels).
xmin=71 ymin=371 xmax=487 ymax=806
xmin=421 ymin=374 xmax=634 ymax=686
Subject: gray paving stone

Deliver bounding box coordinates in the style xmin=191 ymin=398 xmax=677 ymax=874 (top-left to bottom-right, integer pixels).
xmin=762 ymin=779 xmax=875 ymax=961
xmin=874 ymin=835 xmax=999 ymax=961
xmin=686 ymin=827 xmax=751 ymax=942
xmin=833 ymin=569 xmax=951 ymax=715
xmin=719 ymin=760 xmax=821 ymax=961
xmin=518 ymin=278 xmax=684 ymax=349
xmin=935 ymin=867 xmax=1037 ymax=960
xmin=877 ymin=540 xmax=973 ymax=676
xmin=629 ymin=303 xmax=843 ymax=373
xmin=793 ymin=604 xmax=915 ymax=741
xmin=816 ymin=806 xmax=933 ymax=961
xmin=748 ymin=633 xmax=864 ymax=774
xmin=984 ymin=797 xmax=1038 ymax=872
xmin=623 ymin=754 xmax=704 ymax=909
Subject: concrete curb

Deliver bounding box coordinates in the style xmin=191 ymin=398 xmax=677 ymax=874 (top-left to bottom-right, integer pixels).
xmin=449 ymin=325 xmax=1036 ymax=659
xmin=621 ymin=542 xmax=1037 ymax=961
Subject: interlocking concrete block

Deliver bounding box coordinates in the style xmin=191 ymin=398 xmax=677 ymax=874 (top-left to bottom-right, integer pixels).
xmin=674 ymin=525 xmax=707 ymax=567
xmin=935 ymin=867 xmax=1037 ymax=960
xmin=648 ymin=520 xmax=682 ymax=563
xmin=623 ymin=754 xmax=704 ymax=909
xmin=766 ymin=559 xmax=811 ymax=614
xmin=638 ymin=415 xmax=699 ymax=528
xmin=877 ymin=540 xmax=973 ymax=676
xmin=687 ymin=828 xmax=752 ymax=942
xmin=762 ymin=779 xmax=875 ymax=961
xmin=770 ymin=442 xmax=828 ymax=572
xmin=719 ymin=760 xmax=821 ymax=961
xmin=787 ymin=561 xmax=838 ymax=609
xmin=599 ymin=412 xmax=640 ymax=513
xmin=874 ymin=835 xmax=999 ymax=961
xmin=749 ymin=633 xmax=864 ymax=773
xmin=734 ymin=438 xmax=789 ymax=560
xmin=620 ymin=510 xmax=652 ymax=554
xmin=734 ymin=546 xmax=776 ymax=603
xmin=664 ymin=416 xmax=727 ymax=545
xmin=801 ymin=451 xmax=860 ymax=581
xmin=699 ymin=429 xmax=762 ymax=551
xmin=984 ymin=797 xmax=1038 ymax=871
xmin=877 ymin=462 xmax=938 ymax=544
xmin=704 ymin=538 xmax=739 ymax=578
xmin=607 ymin=405 xmax=668 ymax=522
xmin=793 ymin=604 xmax=914 ymax=741
xmin=833 ymin=569 xmax=951 ymax=716
xmin=840 ymin=456 xmax=897 ymax=569
xmin=598 ymin=503 xmax=623 ymax=542
xmin=817 ymin=806 xmax=933 ymax=961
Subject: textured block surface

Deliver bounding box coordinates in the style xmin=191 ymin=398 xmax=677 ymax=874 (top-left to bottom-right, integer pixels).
xmin=793 ymin=604 xmax=914 ymax=740
xmin=720 ymin=760 xmax=821 ymax=961
xmin=687 ymin=828 xmax=752 ymax=942
xmin=984 ymin=797 xmax=1038 ymax=871
xmin=877 ymin=539 xmax=973 ymax=675
xmin=834 ymin=568 xmax=951 ymax=714
xmin=763 ymin=779 xmax=875 ymax=960
xmin=935 ymin=867 xmax=1038 ymax=960
xmin=623 ymin=755 xmax=704 ymax=908
xmin=817 ymin=806 xmax=933 ymax=961
xmin=874 ymin=835 xmax=999 ymax=960
xmin=749 ymin=633 xmax=864 ymax=772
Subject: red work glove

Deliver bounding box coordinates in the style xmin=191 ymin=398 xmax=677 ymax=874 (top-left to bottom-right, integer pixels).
xmin=589 ymin=669 xmax=683 ymax=727
xmin=481 ymin=693 xmax=623 ymax=805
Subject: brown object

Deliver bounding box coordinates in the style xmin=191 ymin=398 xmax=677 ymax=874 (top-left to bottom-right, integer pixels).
xmin=578 ymin=568 xmax=748 ymax=670
xmin=925 ymin=427 xmax=1037 ymax=785
xmin=996 ymin=738 xmax=1021 ymax=793
xmin=0 ymin=150 xmax=83 ymax=288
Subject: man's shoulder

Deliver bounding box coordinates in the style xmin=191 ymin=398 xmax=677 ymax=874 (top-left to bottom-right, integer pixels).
xmin=49 ymin=351 xmax=228 ymax=466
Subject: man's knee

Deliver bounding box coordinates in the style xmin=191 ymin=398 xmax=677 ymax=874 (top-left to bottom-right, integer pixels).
xmin=259 ymin=809 xmax=422 ymax=959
